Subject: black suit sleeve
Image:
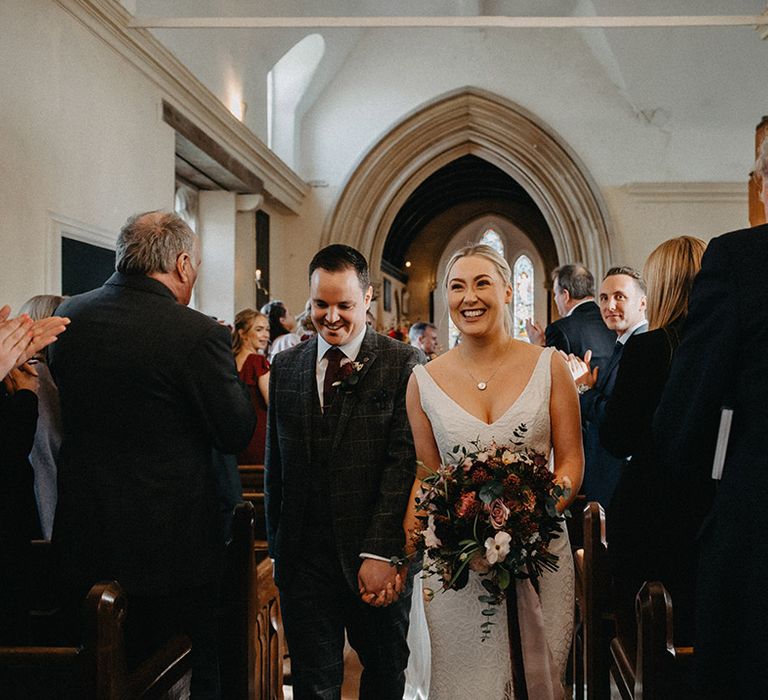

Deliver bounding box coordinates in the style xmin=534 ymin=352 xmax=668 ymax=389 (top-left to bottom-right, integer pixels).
xmin=600 ymin=334 xmax=669 ymax=459
xmin=0 ymin=389 xmax=38 ymax=468
xmin=264 ymin=356 xmax=283 ymax=557
xmin=545 ymin=322 xmax=570 ymax=354
xmin=653 ymin=237 xmax=739 ymax=477
xmin=184 ymin=323 xmax=256 ymax=454
xmin=361 ymin=351 xmax=423 ymax=558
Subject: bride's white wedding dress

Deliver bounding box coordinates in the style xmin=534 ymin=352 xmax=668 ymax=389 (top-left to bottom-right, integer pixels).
xmin=404 ymin=348 xmax=574 ymax=700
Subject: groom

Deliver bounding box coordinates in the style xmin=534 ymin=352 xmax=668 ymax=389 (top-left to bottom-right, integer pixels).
xmin=265 ymin=244 xmax=424 ymax=699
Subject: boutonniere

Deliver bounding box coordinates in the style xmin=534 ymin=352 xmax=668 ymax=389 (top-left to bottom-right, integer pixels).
xmin=332 ymin=356 xmax=369 ymax=393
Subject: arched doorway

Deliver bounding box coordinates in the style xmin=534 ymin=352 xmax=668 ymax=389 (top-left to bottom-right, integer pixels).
xmin=323 ymin=87 xmax=614 ymax=286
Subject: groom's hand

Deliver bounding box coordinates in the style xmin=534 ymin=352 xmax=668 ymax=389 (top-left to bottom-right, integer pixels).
xmin=358 ymin=559 xmax=400 ymax=607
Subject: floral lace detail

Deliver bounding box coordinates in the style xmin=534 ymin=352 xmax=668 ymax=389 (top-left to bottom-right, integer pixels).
xmin=406 ymin=348 xmax=573 ymax=699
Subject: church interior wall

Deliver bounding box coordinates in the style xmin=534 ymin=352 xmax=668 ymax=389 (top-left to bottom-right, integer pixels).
xmin=0 ymin=0 xmax=174 ymax=312
xmin=0 ymin=2 xmax=759 ymax=323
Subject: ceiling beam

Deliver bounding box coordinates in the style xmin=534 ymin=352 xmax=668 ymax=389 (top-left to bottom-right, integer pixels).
xmin=130 ymin=15 xmax=768 ymax=30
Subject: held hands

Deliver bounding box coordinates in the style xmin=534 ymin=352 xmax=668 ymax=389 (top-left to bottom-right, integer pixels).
xmin=559 ymin=349 xmax=598 ymax=389
xmin=524 ymin=318 xmax=546 ymax=347
xmin=357 ymin=558 xmax=405 ymax=608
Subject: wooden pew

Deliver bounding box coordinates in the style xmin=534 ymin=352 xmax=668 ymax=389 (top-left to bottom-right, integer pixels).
xmin=0 ymin=566 xmax=192 ymax=700
xmin=239 ymin=464 xmax=267 ymax=543
xmin=573 ymin=501 xmax=614 ymax=700
xmin=219 ymin=501 xmax=283 ymax=700
xmin=610 ymin=581 xmax=694 ymax=700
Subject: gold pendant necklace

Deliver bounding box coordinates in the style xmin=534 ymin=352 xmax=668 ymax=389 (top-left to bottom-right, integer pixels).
xmin=460 ymin=340 xmax=511 ymax=391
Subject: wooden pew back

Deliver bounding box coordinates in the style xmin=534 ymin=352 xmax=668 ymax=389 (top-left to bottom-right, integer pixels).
xmin=219 ymin=501 xmax=283 ymax=700
xmin=573 ymin=501 xmax=613 ymax=700
xmin=0 ymin=571 xmax=191 ymax=700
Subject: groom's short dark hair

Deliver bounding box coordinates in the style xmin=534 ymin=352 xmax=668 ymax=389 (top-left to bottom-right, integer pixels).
xmin=309 ymin=244 xmax=370 ymax=291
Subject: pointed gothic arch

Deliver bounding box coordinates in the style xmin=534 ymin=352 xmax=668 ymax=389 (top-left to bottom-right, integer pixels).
xmin=323 ymin=88 xmax=614 ymax=280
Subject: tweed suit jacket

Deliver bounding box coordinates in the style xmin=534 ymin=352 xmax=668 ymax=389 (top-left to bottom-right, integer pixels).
xmin=265 ymin=327 xmax=423 ymax=591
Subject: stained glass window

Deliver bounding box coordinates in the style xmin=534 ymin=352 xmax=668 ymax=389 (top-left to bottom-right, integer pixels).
xmin=479 ymin=228 xmax=504 ymax=256
xmin=513 ymin=255 xmax=534 ymax=341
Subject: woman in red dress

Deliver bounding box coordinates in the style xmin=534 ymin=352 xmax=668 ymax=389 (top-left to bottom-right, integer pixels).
xmin=232 ymin=309 xmax=270 ymax=464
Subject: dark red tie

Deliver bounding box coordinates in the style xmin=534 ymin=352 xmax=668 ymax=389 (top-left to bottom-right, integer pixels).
xmin=322 ymin=346 xmax=345 ymax=411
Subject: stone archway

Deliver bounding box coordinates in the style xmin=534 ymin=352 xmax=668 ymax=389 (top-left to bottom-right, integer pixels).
xmin=323 ymin=87 xmax=614 ymax=280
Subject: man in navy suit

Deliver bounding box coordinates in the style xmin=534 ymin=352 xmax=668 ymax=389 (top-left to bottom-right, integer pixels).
xmin=526 ymin=263 xmax=616 ymax=377
xmin=565 ymin=267 xmax=648 ymax=506
xmin=653 ymin=143 xmax=768 ymax=697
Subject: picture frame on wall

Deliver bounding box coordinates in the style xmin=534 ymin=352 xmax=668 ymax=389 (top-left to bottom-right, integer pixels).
xmin=383 ymin=278 xmax=392 ymax=312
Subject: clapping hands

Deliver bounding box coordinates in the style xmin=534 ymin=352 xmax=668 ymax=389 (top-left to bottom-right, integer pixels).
xmin=559 ymin=348 xmax=598 ymax=389
xmin=0 ymin=304 xmax=70 ymax=380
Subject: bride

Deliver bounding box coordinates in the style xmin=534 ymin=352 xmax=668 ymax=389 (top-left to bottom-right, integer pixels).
xmin=403 ymin=244 xmax=583 ymax=699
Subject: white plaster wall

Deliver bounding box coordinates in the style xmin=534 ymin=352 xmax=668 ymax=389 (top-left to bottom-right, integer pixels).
xmin=299 ymin=27 xmax=760 ymax=191
xmin=603 ymin=185 xmax=749 ymax=273
xmin=0 ymin=0 xmax=174 ymax=311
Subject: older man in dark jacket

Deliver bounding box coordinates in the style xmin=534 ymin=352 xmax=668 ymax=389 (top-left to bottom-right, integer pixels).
xmin=50 ymin=211 xmax=255 ymax=699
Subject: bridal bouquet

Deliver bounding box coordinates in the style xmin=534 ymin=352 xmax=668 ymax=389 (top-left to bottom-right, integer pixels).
xmin=412 ymin=424 xmax=570 ymax=638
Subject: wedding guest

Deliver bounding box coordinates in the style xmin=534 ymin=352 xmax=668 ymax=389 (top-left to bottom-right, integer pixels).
xmin=50 ymin=211 xmax=254 ymax=698
xmin=0 ymin=361 xmax=42 ymax=644
xmin=232 ymin=308 xmax=270 ymax=464
xmin=0 ymin=304 xmax=67 ymax=644
xmin=566 ymin=267 xmax=648 ymax=506
xmin=295 ymin=298 xmax=317 ymax=341
xmin=600 ymin=237 xmax=708 ymax=656
xmin=653 ymin=141 xmax=768 ymax=698
xmin=261 ymin=300 xmax=301 ymax=362
xmin=266 ymin=244 xmax=423 ymax=699
xmin=408 ymin=321 xmax=439 ymax=360
xmin=525 ymin=264 xmax=616 ymax=377
xmin=18 ymin=294 xmax=65 ymax=540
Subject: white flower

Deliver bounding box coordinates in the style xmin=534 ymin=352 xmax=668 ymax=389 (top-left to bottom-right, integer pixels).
xmin=485 ymin=531 xmax=512 ymax=564
xmin=476 ymin=451 xmax=490 ymax=463
xmin=501 ymin=449 xmax=515 ymax=465
xmin=423 ymin=515 xmax=442 ymax=548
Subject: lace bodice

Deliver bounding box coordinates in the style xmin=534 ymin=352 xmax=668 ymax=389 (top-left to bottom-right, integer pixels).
xmin=405 ymin=347 xmax=573 ymax=700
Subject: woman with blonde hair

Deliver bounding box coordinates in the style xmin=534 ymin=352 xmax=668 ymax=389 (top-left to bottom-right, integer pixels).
xmin=600 ymin=235 xmax=708 ymax=656
xmin=403 ymin=243 xmax=583 ymax=698
xmin=232 ymin=308 xmax=270 ymax=464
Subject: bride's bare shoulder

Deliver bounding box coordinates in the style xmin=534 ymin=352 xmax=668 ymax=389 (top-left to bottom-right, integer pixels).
xmin=509 ymin=338 xmax=545 ymax=359
xmin=421 ymin=347 xmax=460 ymax=379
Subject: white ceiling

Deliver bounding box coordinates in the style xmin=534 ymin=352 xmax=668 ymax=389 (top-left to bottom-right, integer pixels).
xmin=125 ymin=1 xmax=768 ymax=183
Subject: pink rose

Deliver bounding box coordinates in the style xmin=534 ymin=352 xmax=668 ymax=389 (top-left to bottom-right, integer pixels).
xmin=488 ymin=498 xmax=511 ymax=530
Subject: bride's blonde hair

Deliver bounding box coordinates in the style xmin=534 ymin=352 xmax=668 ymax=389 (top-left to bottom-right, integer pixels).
xmin=443 ymin=244 xmax=514 ymax=336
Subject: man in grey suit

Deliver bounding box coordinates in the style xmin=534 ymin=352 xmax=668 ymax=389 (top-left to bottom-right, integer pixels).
xmin=266 ymin=244 xmax=423 ymax=699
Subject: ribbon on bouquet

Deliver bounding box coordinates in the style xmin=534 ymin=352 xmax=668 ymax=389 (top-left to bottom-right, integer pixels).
xmin=506 ymin=578 xmax=563 ymax=700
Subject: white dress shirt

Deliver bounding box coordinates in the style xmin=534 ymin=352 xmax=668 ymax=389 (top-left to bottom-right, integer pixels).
xmin=617 ymin=319 xmax=648 ymax=345
xmin=315 ymin=326 xmax=367 ymax=410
